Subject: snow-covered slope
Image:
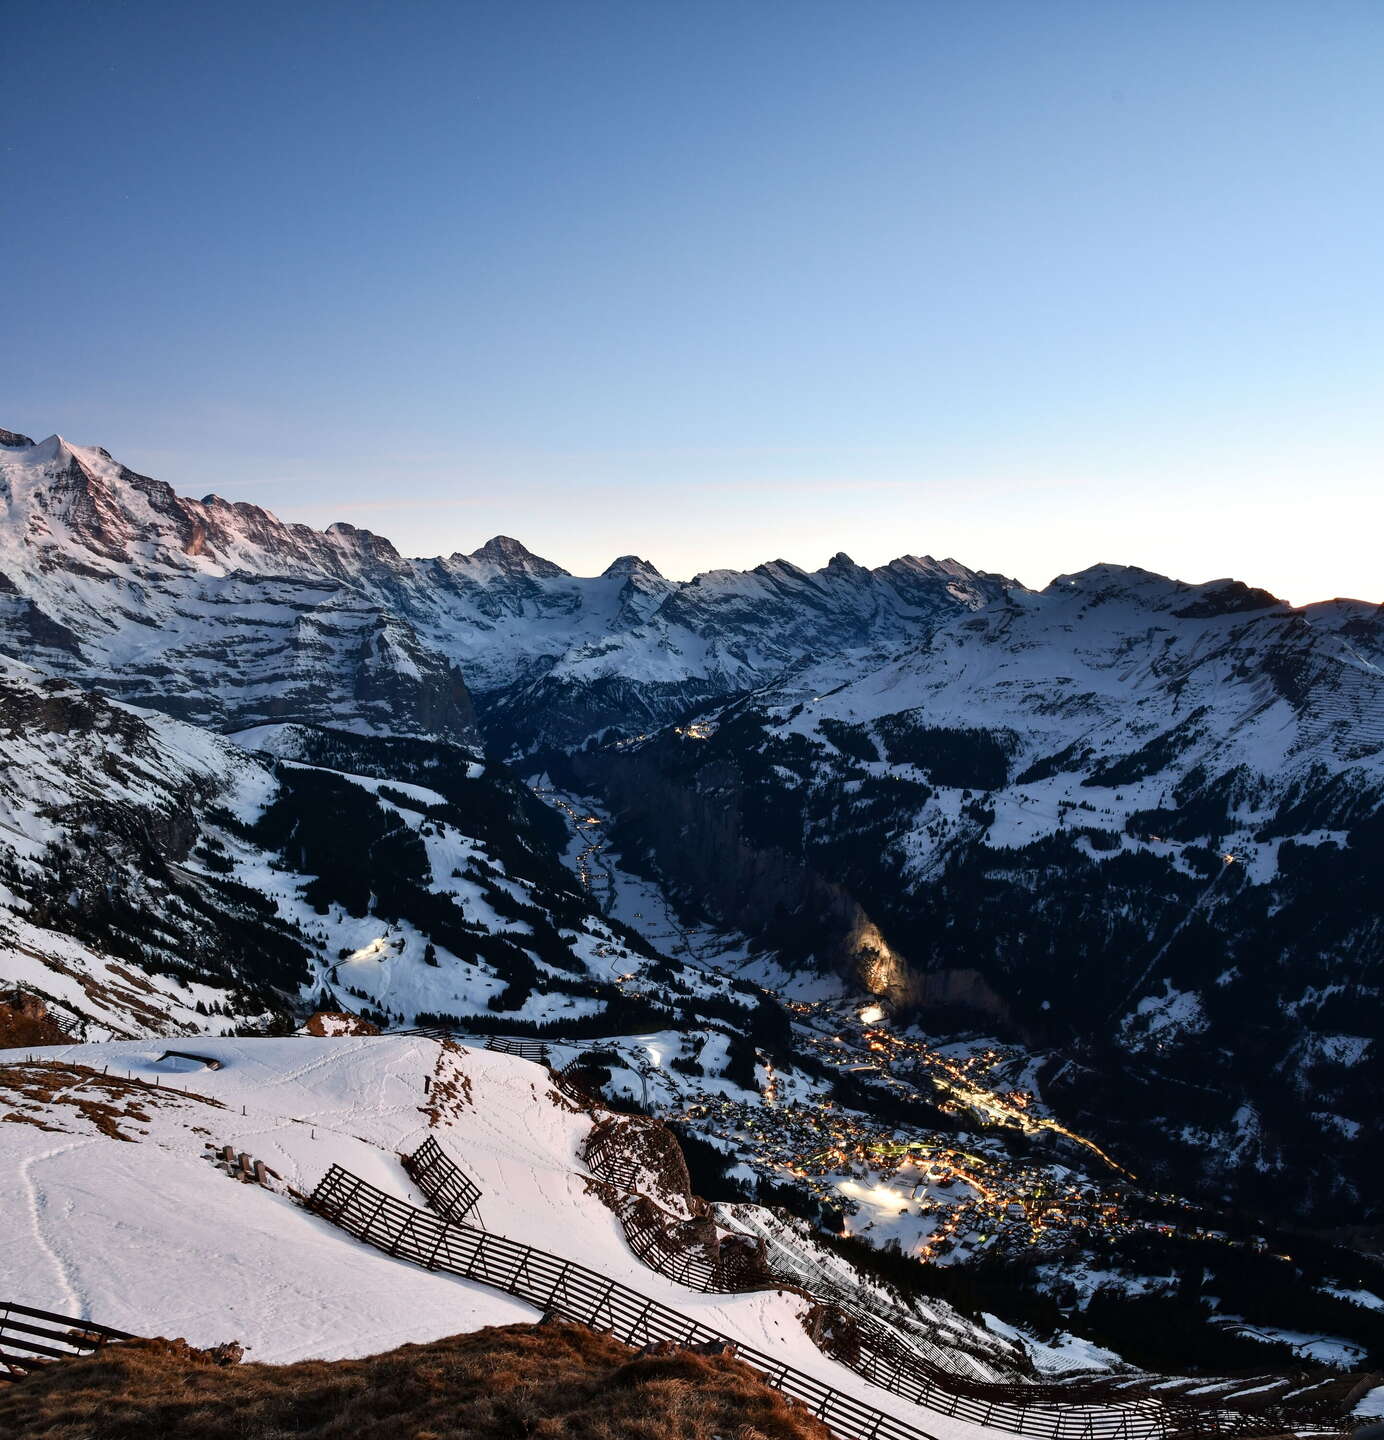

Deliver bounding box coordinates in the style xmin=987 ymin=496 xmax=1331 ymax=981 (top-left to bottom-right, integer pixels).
xmin=0 ymin=654 xmax=662 ymax=1039
xmin=758 ymin=562 xmax=1384 ymax=856
xmin=0 ymin=654 xmax=289 ymax=1034
xmin=0 ymin=1033 xmax=1021 ymax=1440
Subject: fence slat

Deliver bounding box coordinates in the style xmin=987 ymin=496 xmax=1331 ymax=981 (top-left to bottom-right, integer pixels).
xmin=0 ymin=1304 xmax=137 ymax=1383
xmin=305 ymin=1163 xmax=949 ymax=1440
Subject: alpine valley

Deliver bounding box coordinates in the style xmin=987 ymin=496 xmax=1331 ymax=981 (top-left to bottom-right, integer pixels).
xmin=2 ymin=426 xmax=1382 ymax=1409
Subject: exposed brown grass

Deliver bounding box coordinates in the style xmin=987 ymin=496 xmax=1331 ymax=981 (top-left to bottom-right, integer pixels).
xmin=420 ymin=1037 xmax=474 ymax=1127
xmin=3 ymin=952 xmax=173 ymax=1034
xmin=0 ymin=1060 xmax=224 ymax=1140
xmin=304 ymin=1011 xmax=380 ymax=1037
xmin=0 ymin=1319 xmax=833 ymax=1440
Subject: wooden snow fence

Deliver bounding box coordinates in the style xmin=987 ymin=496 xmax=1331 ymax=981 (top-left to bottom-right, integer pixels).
xmin=307 ymin=1161 xmax=1170 ymax=1440
xmin=0 ymin=1303 xmax=134 ymax=1380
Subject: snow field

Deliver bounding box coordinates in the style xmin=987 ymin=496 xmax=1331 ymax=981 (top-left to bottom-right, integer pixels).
xmin=2 ymin=1035 xmax=1025 ymax=1440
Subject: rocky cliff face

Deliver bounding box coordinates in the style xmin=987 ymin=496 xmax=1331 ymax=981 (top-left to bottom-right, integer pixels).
xmin=575 ymin=745 xmax=882 ymax=982
xmin=0 ymin=436 xmax=478 ymax=740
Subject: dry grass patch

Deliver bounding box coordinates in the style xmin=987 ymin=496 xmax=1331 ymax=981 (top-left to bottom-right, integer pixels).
xmin=304 ymin=1011 xmax=380 ymax=1037
xmin=421 ymin=1037 xmax=474 ymax=1127
xmin=0 ymin=1059 xmax=224 ymax=1140
xmin=0 ymin=1319 xmax=833 ymax=1440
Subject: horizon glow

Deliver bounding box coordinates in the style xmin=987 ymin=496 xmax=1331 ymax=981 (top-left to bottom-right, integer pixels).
xmin=4 ymin=2 xmax=1382 ymax=608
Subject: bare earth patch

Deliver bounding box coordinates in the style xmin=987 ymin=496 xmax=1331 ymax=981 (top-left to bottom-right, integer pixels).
xmin=0 ymin=1319 xmax=833 ymax=1440
xmin=0 ymin=1060 xmax=224 ymax=1141
xmin=420 ymin=1037 xmax=474 ymax=1127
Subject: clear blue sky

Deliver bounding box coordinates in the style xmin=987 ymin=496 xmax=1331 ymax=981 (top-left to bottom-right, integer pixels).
xmin=5 ymin=0 xmax=1381 ymax=602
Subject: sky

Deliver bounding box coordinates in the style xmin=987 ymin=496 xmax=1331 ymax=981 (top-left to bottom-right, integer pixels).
xmin=3 ymin=0 xmax=1382 ymax=604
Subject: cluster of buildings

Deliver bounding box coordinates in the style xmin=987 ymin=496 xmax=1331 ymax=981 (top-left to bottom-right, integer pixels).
xmin=673 ymin=1077 xmax=1140 ymax=1262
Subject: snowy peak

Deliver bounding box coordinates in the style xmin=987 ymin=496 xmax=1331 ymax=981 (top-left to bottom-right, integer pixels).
xmin=0 ymin=427 xmax=35 ymax=449
xmin=466 ymin=534 xmax=569 ymax=578
xmin=0 ymin=433 xmax=190 ymax=564
xmin=1046 ymin=562 xmax=1180 ymax=597
xmin=890 ymin=554 xmax=982 ymax=581
xmin=824 ymin=551 xmax=868 ymax=578
xmin=601 ymin=554 xmax=662 ymax=580
xmin=0 ymin=422 xmax=1369 ymax=754
xmin=1167 ymin=577 xmax=1285 ymax=620
xmin=753 ymin=558 xmax=810 ymax=584
xmin=1045 ymin=564 xmax=1288 ymax=620
xmin=323 ymin=520 xmax=404 ymax=566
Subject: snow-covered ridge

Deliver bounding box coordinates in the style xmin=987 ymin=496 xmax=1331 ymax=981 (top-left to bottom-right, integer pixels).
xmin=0 ymin=648 xmax=657 ymax=1041
xmin=6 ymin=426 xmax=1377 ymax=753
xmin=0 ymin=429 xmax=1017 ymax=743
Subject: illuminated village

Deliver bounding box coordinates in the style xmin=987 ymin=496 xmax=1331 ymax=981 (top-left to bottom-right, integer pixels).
xmin=530 ymin=787 xmax=1260 ymax=1273
xmin=646 ymin=999 xmax=1257 ymax=1267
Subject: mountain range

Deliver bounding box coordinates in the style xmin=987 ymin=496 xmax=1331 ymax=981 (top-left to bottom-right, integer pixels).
xmin=1 ymin=425 xmax=1381 ymax=1232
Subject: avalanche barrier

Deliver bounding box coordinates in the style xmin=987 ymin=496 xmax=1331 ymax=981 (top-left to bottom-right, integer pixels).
xmin=308 ymin=1161 xmax=1171 ymax=1440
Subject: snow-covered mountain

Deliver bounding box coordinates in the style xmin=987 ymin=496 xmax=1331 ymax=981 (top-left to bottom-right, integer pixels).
xmin=1 ymin=422 xmax=1380 ymax=1233
xmin=0 ymin=433 xmax=477 ymax=739
xmin=0 ymin=649 xmax=679 ymax=1042
xmin=0 ymin=431 xmax=1012 ymax=748
xmin=571 ymin=564 xmax=1384 ymax=1222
